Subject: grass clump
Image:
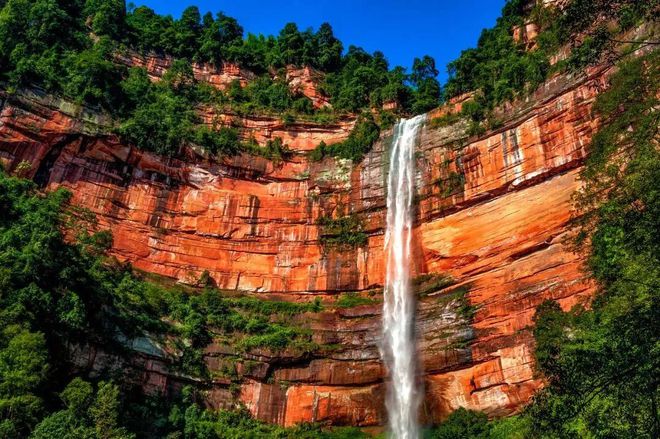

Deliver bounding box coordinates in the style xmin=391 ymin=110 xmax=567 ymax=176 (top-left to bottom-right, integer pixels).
xmin=317 ymin=214 xmax=368 ymax=249
xmin=426 ymin=409 xmax=530 ymax=439
xmin=435 ymin=171 xmax=466 ymax=197
xmin=429 ymin=111 xmax=464 ymax=129
xmin=335 ymin=292 xmax=379 ymax=308
xmin=413 ymin=273 xmax=457 ymax=297
xmin=310 ymin=113 xmax=381 ymax=162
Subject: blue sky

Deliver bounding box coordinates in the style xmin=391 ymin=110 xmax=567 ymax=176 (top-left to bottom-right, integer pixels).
xmin=128 ymin=0 xmax=506 ymax=83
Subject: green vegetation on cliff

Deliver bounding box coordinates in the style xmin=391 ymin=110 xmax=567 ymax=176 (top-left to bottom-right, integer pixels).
xmin=527 ymin=48 xmax=659 ymax=439
xmin=317 ymin=214 xmax=369 ymax=249
xmin=310 ymin=113 xmax=382 ymax=162
xmin=422 ymin=47 xmax=660 ymax=439
xmin=0 ymin=0 xmax=441 ymax=160
xmin=435 ymin=0 xmax=657 ymax=133
xmin=0 ymin=168 xmax=325 ymax=437
xmin=29 ymin=378 xmax=369 ymax=439
xmin=0 ymin=1 xmax=658 ymax=438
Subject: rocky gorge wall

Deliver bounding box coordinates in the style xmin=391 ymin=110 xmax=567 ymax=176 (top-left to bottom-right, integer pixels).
xmin=0 ymin=59 xmax=610 ymax=427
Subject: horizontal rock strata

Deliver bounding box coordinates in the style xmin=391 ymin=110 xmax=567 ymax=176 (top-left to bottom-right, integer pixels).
xmin=0 ymin=61 xmax=611 ymax=426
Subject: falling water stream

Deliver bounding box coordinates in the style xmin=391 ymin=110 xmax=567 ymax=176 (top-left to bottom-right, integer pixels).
xmin=381 ymin=114 xmax=426 ymax=439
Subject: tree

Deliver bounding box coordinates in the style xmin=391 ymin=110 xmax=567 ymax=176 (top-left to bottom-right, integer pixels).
xmin=174 ymin=6 xmax=201 ymax=59
xmin=197 ymin=12 xmax=244 ymax=65
xmin=0 ymin=0 xmax=30 ymax=65
xmin=430 ymin=408 xmax=490 ymax=439
xmin=379 ymin=66 xmax=412 ymax=109
xmin=62 ymin=38 xmax=123 ymax=108
xmin=91 ymin=382 xmax=133 ymax=439
xmin=225 ymin=33 xmax=273 ymax=73
xmin=120 ymin=67 xmax=152 ymax=110
xmin=0 ymin=325 xmax=48 ymax=437
xmin=126 ymin=5 xmax=175 ymax=54
xmin=314 ymin=23 xmax=342 ymax=71
xmin=528 ymin=50 xmax=660 ymax=439
xmin=277 ymin=22 xmax=304 ymax=66
xmin=84 ymin=0 xmax=126 ymax=38
xmin=215 ymin=12 xmax=244 ymax=49
xmin=118 ymin=88 xmax=196 ymax=156
xmin=61 ymin=378 xmax=94 ymax=415
xmin=32 ymin=380 xmax=134 ymax=439
xmin=410 ymin=55 xmax=441 ymax=113
xmin=0 ymin=0 xmax=76 ymax=89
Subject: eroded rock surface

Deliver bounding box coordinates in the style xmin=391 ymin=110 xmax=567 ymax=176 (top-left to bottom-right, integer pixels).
xmin=0 ymin=61 xmax=611 ymax=426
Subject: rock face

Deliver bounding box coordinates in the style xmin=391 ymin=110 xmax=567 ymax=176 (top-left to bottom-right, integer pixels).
xmin=115 ymin=52 xmax=256 ymax=89
xmin=115 ymin=52 xmax=333 ymax=110
xmin=286 ymin=66 xmax=332 ymax=109
xmin=0 ymin=60 xmax=611 ymax=427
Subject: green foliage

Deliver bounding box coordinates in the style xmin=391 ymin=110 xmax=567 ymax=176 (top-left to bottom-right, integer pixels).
xmin=32 ymin=379 xmax=134 ymax=439
xmin=444 ymin=0 xmax=539 ymax=105
xmin=431 ymin=285 xmax=475 ymax=321
xmin=442 ymin=0 xmax=656 ymax=124
xmin=429 ymin=408 xmax=490 ymax=439
xmin=0 ymin=0 xmax=438 ymax=118
xmin=335 ymin=292 xmax=379 ymax=308
xmin=194 ymin=126 xmax=242 ymax=156
xmin=443 ymin=10 xmax=549 ymax=123
xmin=317 ymin=214 xmax=368 ymax=248
xmin=117 ymin=62 xmax=243 ymax=157
xmin=84 ymin=0 xmax=125 ymax=39
xmin=0 ymin=325 xmax=48 ymax=437
xmin=378 ymin=110 xmax=398 ymax=129
xmin=309 ymin=141 xmax=327 ymax=162
xmin=238 ymin=325 xmax=314 ymax=353
xmin=0 ymin=1 xmax=442 ymax=162
xmin=240 ymin=136 xmax=294 ymax=163
xmin=412 ymin=273 xmax=456 ymax=297
xmin=90 ymin=382 xmax=134 ymax=439
xmin=487 ymin=416 xmax=531 ymax=439
xmin=564 ymin=26 xmax=611 ymax=71
xmin=117 ymin=78 xmax=197 ymax=156
xmin=161 ymin=287 xmax=320 ymax=362
xmin=410 ymin=55 xmax=442 ymax=114
xmin=0 ymin=169 xmax=325 ymax=436
xmin=428 ymin=112 xmax=463 ymax=129
xmin=0 ymin=170 xmax=145 ymax=439
xmin=322 ymin=47 xmax=439 ymax=114
xmin=323 ymin=47 xmax=391 ymax=112
xmin=527 ymin=50 xmax=660 ymax=438
xmin=436 ymin=171 xmax=465 ymax=197
xmin=334 ymin=114 xmax=381 ymax=161
xmin=233 ymin=76 xmax=301 ymax=113
xmin=125 ymin=8 xmax=347 ymax=79
xmin=165 ymin=401 xmax=371 ymax=439
xmin=311 ymin=114 xmax=381 ymax=162
xmin=226 ymin=295 xmax=322 ymax=316
xmin=62 ymin=37 xmax=124 ymax=109
xmin=0 ymin=0 xmax=85 ymax=90
xmin=60 ymin=378 xmax=94 ymax=415
xmin=426 ymin=409 xmax=530 ymax=439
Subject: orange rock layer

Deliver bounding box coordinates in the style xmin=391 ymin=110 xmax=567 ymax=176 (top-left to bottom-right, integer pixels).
xmin=0 ymin=62 xmax=611 ymax=427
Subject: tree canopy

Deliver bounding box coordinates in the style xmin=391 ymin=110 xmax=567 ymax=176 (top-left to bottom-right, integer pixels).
xmin=0 ymin=0 xmax=443 ymax=161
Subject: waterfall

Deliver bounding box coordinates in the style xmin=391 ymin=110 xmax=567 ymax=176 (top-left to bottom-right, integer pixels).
xmin=381 ymin=114 xmax=426 ymax=439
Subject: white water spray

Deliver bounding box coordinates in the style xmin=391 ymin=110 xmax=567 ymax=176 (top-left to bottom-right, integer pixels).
xmin=381 ymin=114 xmax=426 ymax=439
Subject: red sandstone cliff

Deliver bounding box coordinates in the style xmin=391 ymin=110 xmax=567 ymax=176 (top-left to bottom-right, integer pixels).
xmin=0 ymin=50 xmax=630 ymax=427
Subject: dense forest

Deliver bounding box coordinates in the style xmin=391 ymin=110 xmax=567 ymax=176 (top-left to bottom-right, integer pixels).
xmin=430 ymin=48 xmax=660 ymax=439
xmin=0 ymin=0 xmax=441 ymax=160
xmin=0 ymin=0 xmax=658 ymax=437
xmin=1 ymin=0 xmax=654 ymax=160
xmin=432 ymin=0 xmax=657 ymax=134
